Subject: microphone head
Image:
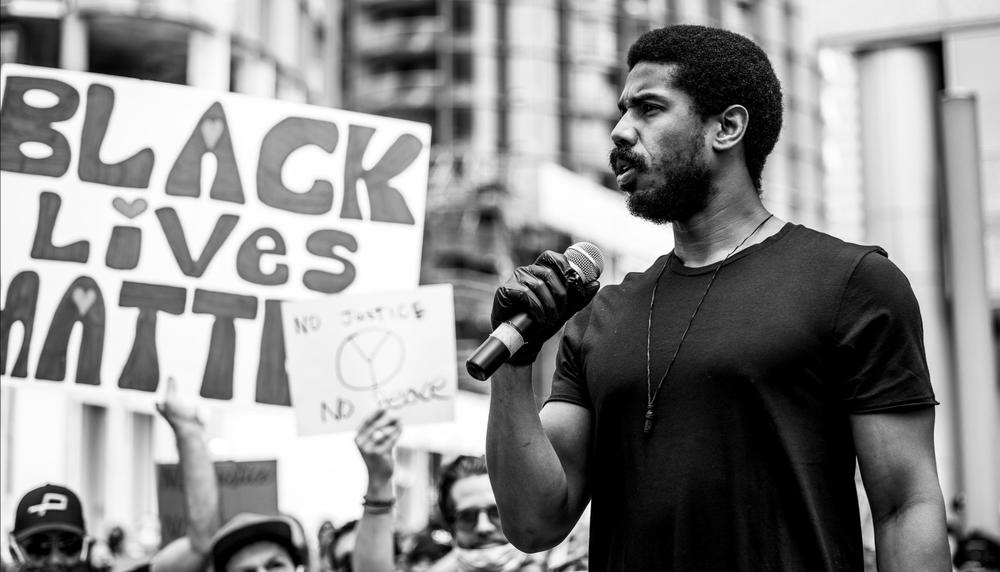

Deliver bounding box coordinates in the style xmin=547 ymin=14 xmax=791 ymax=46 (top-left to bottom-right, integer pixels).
xmin=565 ymin=242 xmax=604 ymax=283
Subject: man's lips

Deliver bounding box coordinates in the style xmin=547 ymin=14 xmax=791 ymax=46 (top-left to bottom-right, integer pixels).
xmin=610 ymin=148 xmax=643 ymax=189
xmin=616 ymin=166 xmax=637 ymax=188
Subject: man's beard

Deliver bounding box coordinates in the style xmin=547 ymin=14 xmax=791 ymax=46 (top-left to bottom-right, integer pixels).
xmin=611 ymin=133 xmax=714 ymax=224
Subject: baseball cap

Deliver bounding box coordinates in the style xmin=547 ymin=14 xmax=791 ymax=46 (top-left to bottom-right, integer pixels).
xmin=13 ymin=484 xmax=87 ymax=540
xmin=210 ymin=513 xmax=307 ymax=571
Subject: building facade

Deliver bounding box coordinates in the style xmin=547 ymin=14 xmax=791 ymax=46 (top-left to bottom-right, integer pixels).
xmin=0 ymin=0 xmax=875 ymax=560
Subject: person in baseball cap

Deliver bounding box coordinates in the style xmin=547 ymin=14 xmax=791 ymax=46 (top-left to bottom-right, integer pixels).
xmin=8 ymin=483 xmax=91 ymax=571
xmin=209 ymin=513 xmax=308 ymax=572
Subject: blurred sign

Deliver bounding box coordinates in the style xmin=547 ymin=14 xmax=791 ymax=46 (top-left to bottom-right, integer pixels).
xmin=155 ymin=459 xmax=279 ymax=547
xmin=281 ymin=284 xmax=457 ymax=435
xmin=0 ymin=65 xmax=431 ymax=407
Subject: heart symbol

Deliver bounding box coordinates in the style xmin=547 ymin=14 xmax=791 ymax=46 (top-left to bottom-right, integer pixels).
xmin=201 ymin=117 xmax=224 ymax=150
xmin=112 ymin=197 xmax=148 ymax=219
xmin=72 ymin=287 xmax=97 ymax=316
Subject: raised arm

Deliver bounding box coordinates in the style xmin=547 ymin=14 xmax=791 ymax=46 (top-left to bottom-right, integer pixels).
xmin=487 ymin=364 xmax=591 ymax=552
xmin=852 ymin=407 xmax=950 ymax=572
xmin=352 ymin=409 xmax=402 ymax=572
xmin=150 ymin=377 xmax=220 ymax=572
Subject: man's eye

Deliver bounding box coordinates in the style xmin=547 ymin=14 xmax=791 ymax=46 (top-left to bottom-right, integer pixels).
xmin=640 ymin=103 xmax=659 ymax=114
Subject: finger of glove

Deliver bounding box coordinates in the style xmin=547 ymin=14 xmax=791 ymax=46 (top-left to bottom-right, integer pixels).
xmin=533 ymin=250 xmax=575 ymax=282
xmin=517 ymin=263 xmax=568 ymax=325
xmin=492 ymin=266 xmax=560 ymax=327
xmin=492 ymin=280 xmax=543 ymax=329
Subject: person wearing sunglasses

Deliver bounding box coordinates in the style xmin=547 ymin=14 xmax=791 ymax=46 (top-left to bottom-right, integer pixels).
xmin=429 ymin=456 xmax=543 ymax=572
xmin=8 ymin=484 xmax=92 ymax=572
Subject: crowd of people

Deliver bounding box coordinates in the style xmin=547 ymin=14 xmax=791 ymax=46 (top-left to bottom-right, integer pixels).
xmin=5 ymin=22 xmax=1000 ymax=572
xmin=3 ymin=393 xmax=997 ymax=572
xmin=2 ymin=379 xmax=588 ymax=572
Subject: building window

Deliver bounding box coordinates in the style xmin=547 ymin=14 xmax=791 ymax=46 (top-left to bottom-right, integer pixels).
xmin=0 ymin=18 xmax=59 ymax=67
xmin=453 ymin=1 xmax=473 ymax=33
xmin=454 ymin=107 xmax=472 ymax=140
xmin=452 ymin=52 xmax=472 ymax=81
xmin=87 ymin=15 xmax=189 ymax=85
xmin=1 ymin=24 xmax=22 ymax=65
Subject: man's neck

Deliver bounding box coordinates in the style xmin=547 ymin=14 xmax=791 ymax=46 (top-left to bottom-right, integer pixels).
xmin=670 ymin=187 xmax=778 ymax=267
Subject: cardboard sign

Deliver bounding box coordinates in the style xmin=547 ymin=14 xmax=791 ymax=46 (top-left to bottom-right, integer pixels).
xmin=155 ymin=459 xmax=279 ymax=546
xmin=282 ymin=284 xmax=457 ymax=435
xmin=0 ymin=65 xmax=431 ymax=406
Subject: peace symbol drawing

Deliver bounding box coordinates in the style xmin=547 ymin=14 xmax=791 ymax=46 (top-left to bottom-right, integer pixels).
xmin=335 ymin=327 xmax=406 ymax=391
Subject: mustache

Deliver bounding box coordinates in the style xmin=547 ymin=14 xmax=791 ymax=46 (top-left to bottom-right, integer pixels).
xmin=609 ymin=147 xmax=648 ymax=174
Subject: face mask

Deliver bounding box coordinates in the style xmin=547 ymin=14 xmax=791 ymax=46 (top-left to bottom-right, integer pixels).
xmin=454 ymin=542 xmax=527 ymax=572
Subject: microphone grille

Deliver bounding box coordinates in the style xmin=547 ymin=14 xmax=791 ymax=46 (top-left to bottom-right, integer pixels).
xmin=565 ymin=242 xmax=605 ymax=283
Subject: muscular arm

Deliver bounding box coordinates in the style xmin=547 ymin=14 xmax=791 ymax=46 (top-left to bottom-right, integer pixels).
xmin=486 ymin=363 xmax=591 ymax=552
xmin=852 ymin=407 xmax=950 ymax=572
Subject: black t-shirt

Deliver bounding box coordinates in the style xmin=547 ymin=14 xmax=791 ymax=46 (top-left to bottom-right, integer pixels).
xmin=547 ymin=224 xmax=937 ymax=572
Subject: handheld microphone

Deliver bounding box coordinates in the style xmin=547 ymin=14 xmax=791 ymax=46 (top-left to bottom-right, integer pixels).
xmin=466 ymin=242 xmax=604 ymax=381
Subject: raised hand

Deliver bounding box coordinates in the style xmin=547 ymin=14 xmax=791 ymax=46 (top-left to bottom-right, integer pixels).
xmin=156 ymin=377 xmax=204 ymax=435
xmin=354 ymin=409 xmax=402 ymax=488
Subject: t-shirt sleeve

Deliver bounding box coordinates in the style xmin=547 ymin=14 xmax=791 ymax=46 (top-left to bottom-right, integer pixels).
xmin=833 ymin=250 xmax=938 ymax=412
xmin=545 ymin=305 xmax=594 ymax=410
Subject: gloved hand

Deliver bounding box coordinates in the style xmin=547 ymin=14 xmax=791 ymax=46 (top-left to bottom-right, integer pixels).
xmin=491 ymin=250 xmax=600 ymax=366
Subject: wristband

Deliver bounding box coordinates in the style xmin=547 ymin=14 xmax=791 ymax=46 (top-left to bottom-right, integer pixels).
xmin=363 ymin=496 xmax=396 ymax=508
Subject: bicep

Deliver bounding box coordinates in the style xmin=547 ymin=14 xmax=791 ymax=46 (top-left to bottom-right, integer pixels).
xmin=851 ymin=407 xmax=943 ymax=520
xmin=540 ymin=400 xmax=592 ymax=518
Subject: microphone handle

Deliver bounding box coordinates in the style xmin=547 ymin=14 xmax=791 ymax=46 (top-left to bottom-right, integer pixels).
xmin=466 ymin=312 xmax=534 ymax=381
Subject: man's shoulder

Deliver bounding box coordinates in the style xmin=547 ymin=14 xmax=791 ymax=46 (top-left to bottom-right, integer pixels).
xmin=782 ymin=223 xmax=888 ymax=267
xmin=788 ymin=223 xmax=886 ymax=255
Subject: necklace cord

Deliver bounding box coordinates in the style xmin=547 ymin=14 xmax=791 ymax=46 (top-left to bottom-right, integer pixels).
xmin=643 ymin=214 xmax=774 ymax=434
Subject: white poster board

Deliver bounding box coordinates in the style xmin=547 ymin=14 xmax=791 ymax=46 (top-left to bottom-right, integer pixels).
xmin=0 ymin=65 xmax=431 ymax=407
xmin=281 ymin=284 xmax=457 ymax=435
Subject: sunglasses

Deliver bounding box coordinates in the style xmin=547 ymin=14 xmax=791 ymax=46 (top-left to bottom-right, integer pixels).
xmin=18 ymin=532 xmax=85 ymax=560
xmin=454 ymin=505 xmax=501 ymax=531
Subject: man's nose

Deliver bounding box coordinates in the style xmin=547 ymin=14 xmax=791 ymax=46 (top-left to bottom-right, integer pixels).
xmin=611 ymin=114 xmax=637 ymax=148
xmin=46 ymin=550 xmax=70 ymax=565
xmin=475 ymin=511 xmax=497 ymax=533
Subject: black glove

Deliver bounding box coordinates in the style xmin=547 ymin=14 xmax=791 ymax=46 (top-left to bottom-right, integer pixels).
xmin=491 ymin=250 xmax=600 ymax=366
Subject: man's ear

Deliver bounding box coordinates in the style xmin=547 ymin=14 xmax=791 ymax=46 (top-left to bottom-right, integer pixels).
xmin=712 ymin=105 xmax=749 ymax=151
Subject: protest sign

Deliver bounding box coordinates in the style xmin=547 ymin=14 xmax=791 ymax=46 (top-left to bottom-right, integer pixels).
xmin=156 ymin=459 xmax=279 ymax=546
xmin=0 ymin=65 xmax=431 ymax=406
xmin=282 ymin=284 xmax=456 ymax=435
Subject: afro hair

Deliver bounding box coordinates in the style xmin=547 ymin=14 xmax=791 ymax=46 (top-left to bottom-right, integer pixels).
xmin=626 ymin=25 xmax=783 ymax=192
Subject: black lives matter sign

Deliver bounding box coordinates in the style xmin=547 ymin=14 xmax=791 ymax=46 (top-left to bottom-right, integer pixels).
xmin=0 ymin=65 xmax=430 ymax=406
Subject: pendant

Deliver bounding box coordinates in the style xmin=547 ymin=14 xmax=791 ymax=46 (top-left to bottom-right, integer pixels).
xmin=643 ymin=406 xmax=655 ymax=435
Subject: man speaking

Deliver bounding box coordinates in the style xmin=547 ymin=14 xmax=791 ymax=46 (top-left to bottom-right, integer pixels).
xmin=484 ymin=25 xmax=950 ymax=571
